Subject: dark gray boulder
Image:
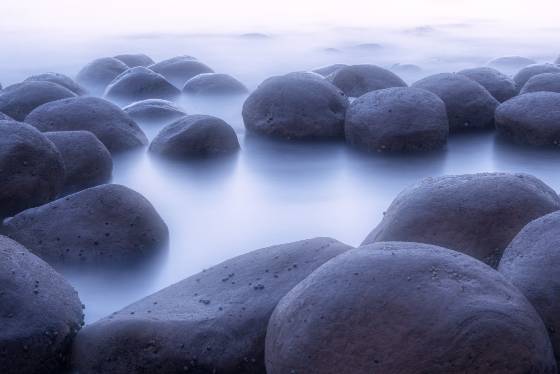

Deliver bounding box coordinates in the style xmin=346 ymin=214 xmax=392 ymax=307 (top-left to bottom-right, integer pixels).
xmin=183 ymin=73 xmax=248 ymax=96
xmin=150 ymin=114 xmax=239 ymax=158
xmin=487 ymin=56 xmax=537 ymax=73
xmin=0 ymin=112 xmax=12 ymax=120
xmin=458 ymin=67 xmax=518 ymax=102
xmin=513 ymin=64 xmax=560 ymax=90
xmin=0 ymin=235 xmax=84 ymax=374
xmin=412 ymin=73 xmax=499 ymax=131
xmin=361 ymin=173 xmax=560 ymax=267
xmin=327 ymin=64 xmax=407 ymax=97
xmin=149 ymin=56 xmax=214 ymax=87
xmin=122 ymin=99 xmax=186 ymax=124
xmin=24 ymin=72 xmax=87 ymax=95
xmin=72 ymin=237 xmax=351 ymax=374
xmin=499 ymin=211 xmax=560 ymax=365
xmin=0 ymin=120 xmax=65 ymax=219
xmin=75 ymin=57 xmax=130 ymax=95
xmin=520 ymin=73 xmax=560 ymax=94
xmin=3 ymin=184 xmax=168 ymax=267
xmin=242 ymin=72 xmax=348 ymax=139
xmin=0 ymin=81 xmax=76 ymax=121
xmin=114 ymin=53 xmax=155 ymax=68
xmin=266 ymin=242 xmax=557 ymax=374
xmin=24 ymin=96 xmax=148 ymax=153
xmin=345 ymin=87 xmax=448 ymax=152
xmin=495 ymin=92 xmax=560 ymax=146
xmin=45 ymin=131 xmax=112 ymax=193
xmin=312 ymin=64 xmax=347 ymax=77
xmin=104 ymin=67 xmax=180 ymax=105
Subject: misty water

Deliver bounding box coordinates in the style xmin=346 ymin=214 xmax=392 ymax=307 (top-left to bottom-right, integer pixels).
xmin=3 ymin=24 xmax=560 ymax=323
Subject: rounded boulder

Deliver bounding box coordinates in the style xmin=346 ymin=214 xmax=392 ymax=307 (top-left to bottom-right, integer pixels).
xmin=122 ymin=99 xmax=186 ymax=124
xmin=24 ymin=72 xmax=87 ymax=95
xmin=182 ymin=73 xmax=248 ymax=96
xmin=149 ymin=56 xmax=214 ymax=87
xmin=520 ymin=72 xmax=560 ymax=95
xmin=513 ymin=63 xmax=560 ymax=90
xmin=114 ymin=53 xmax=155 ymax=68
xmin=75 ymin=57 xmax=129 ymax=95
xmin=312 ymin=64 xmax=347 ymax=77
xmin=487 ymin=56 xmax=537 ymax=73
xmin=327 ymin=64 xmax=407 ymax=97
xmin=458 ymin=67 xmax=518 ymax=102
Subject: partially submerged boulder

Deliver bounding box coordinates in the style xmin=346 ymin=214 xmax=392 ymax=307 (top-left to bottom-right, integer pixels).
xmin=312 ymin=64 xmax=347 ymax=77
xmin=114 ymin=53 xmax=155 ymax=68
xmin=327 ymin=64 xmax=407 ymax=97
xmin=520 ymin=73 xmax=560 ymax=95
xmin=487 ymin=56 xmax=537 ymax=73
xmin=122 ymin=99 xmax=186 ymax=124
xmin=513 ymin=64 xmax=560 ymax=90
xmin=0 ymin=112 xmax=12 ymax=120
xmin=104 ymin=67 xmax=180 ymax=105
xmin=24 ymin=72 xmax=87 ymax=95
xmin=75 ymin=57 xmax=129 ymax=95
xmin=182 ymin=73 xmax=248 ymax=96
xmin=149 ymin=56 xmax=214 ymax=87
xmin=458 ymin=67 xmax=518 ymax=102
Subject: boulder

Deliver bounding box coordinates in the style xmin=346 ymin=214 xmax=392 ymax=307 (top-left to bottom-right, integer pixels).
xmin=45 ymin=131 xmax=112 ymax=193
xmin=345 ymin=87 xmax=449 ymax=152
xmin=72 ymin=237 xmax=351 ymax=374
xmin=75 ymin=57 xmax=129 ymax=95
xmin=149 ymin=56 xmax=214 ymax=87
xmin=0 ymin=235 xmax=84 ymax=374
xmin=361 ymin=173 xmax=560 ymax=267
xmin=149 ymin=114 xmax=240 ymax=158
xmin=242 ymin=72 xmax=348 ymax=139
xmin=312 ymin=64 xmax=347 ymax=77
xmin=24 ymin=72 xmax=87 ymax=95
xmin=513 ymin=64 xmax=560 ymax=90
xmin=390 ymin=63 xmax=422 ymax=74
xmin=487 ymin=56 xmax=537 ymax=73
xmin=3 ymin=184 xmax=168 ymax=267
xmin=0 ymin=120 xmax=65 ymax=219
xmin=24 ymin=96 xmax=147 ymax=153
xmin=520 ymin=73 xmax=560 ymax=94
xmin=458 ymin=67 xmax=518 ymax=102
xmin=327 ymin=64 xmax=407 ymax=97
xmin=412 ymin=73 xmax=499 ymax=131
xmin=0 ymin=81 xmax=76 ymax=121
xmin=0 ymin=112 xmax=12 ymax=120
xmin=114 ymin=53 xmax=155 ymax=68
xmin=265 ymin=242 xmax=557 ymax=374
xmin=182 ymin=73 xmax=248 ymax=96
xmin=122 ymin=99 xmax=186 ymax=124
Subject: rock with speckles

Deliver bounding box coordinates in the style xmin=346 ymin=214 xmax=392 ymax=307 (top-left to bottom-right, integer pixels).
xmin=327 ymin=64 xmax=407 ymax=97
xmin=458 ymin=67 xmax=518 ymax=102
xmin=513 ymin=64 xmax=560 ymax=90
xmin=75 ymin=57 xmax=130 ymax=96
xmin=24 ymin=72 xmax=88 ymax=96
xmin=0 ymin=112 xmax=13 ymax=120
xmin=123 ymin=99 xmax=186 ymax=124
xmin=183 ymin=73 xmax=248 ymax=96
xmin=520 ymin=73 xmax=560 ymax=95
xmin=114 ymin=53 xmax=155 ymax=68
xmin=312 ymin=64 xmax=347 ymax=77
xmin=149 ymin=56 xmax=214 ymax=87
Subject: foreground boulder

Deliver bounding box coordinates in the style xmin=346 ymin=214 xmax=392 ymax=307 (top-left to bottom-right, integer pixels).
xmin=123 ymin=99 xmax=186 ymax=124
xmin=150 ymin=115 xmax=239 ymax=159
xmin=3 ymin=184 xmax=168 ymax=267
xmin=513 ymin=63 xmax=560 ymax=89
xmin=362 ymin=173 xmax=560 ymax=267
xmin=24 ymin=72 xmax=87 ymax=96
xmin=25 ymin=96 xmax=148 ymax=153
xmin=499 ymin=211 xmax=560 ymax=364
xmin=0 ymin=81 xmax=76 ymax=121
xmin=75 ymin=57 xmax=129 ymax=95
xmin=495 ymin=92 xmax=560 ymax=146
xmin=104 ymin=67 xmax=180 ymax=105
xmin=345 ymin=87 xmax=448 ymax=152
xmin=412 ymin=73 xmax=499 ymax=131
xmin=183 ymin=73 xmax=248 ymax=96
xmin=312 ymin=64 xmax=347 ymax=77
xmin=266 ymin=242 xmax=557 ymax=374
xmin=487 ymin=56 xmax=537 ymax=73
xmin=0 ymin=121 xmax=65 ymax=219
xmin=242 ymin=72 xmax=348 ymax=139
xmin=520 ymin=73 xmax=560 ymax=94
xmin=327 ymin=64 xmax=407 ymax=97
xmin=72 ymin=237 xmax=351 ymax=374
xmin=114 ymin=53 xmax=155 ymax=68
xmin=149 ymin=56 xmax=214 ymax=87
xmin=458 ymin=67 xmax=518 ymax=102
xmin=0 ymin=235 xmax=84 ymax=374
xmin=45 ymin=131 xmax=112 ymax=193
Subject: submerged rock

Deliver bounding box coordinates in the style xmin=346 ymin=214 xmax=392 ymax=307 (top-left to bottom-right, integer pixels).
xmin=75 ymin=57 xmax=130 ymax=95
xmin=362 ymin=173 xmax=560 ymax=267
xmin=412 ymin=73 xmax=499 ymax=131
xmin=345 ymin=87 xmax=448 ymax=152
xmin=0 ymin=235 xmax=84 ymax=374
xmin=114 ymin=53 xmax=155 ymax=68
xmin=72 ymin=237 xmax=351 ymax=374
xmin=3 ymin=184 xmax=168 ymax=267
xmin=266 ymin=242 xmax=557 ymax=374
xmin=0 ymin=81 xmax=76 ymax=121
xmin=149 ymin=56 xmax=214 ymax=87
xmin=0 ymin=120 xmax=65 ymax=219
xmin=513 ymin=63 xmax=560 ymax=89
xmin=487 ymin=56 xmax=537 ymax=72
xmin=122 ymin=99 xmax=186 ymax=124
xmin=24 ymin=72 xmax=88 ymax=95
xmin=520 ymin=72 xmax=560 ymax=94
xmin=45 ymin=131 xmax=113 ymax=193
xmin=312 ymin=64 xmax=347 ymax=77
xmin=25 ymin=96 xmax=148 ymax=153
xmin=328 ymin=64 xmax=407 ymax=97
xmin=183 ymin=73 xmax=248 ymax=96
xmin=390 ymin=63 xmax=422 ymax=74
xmin=458 ymin=67 xmax=518 ymax=102
xmin=242 ymin=72 xmax=348 ymax=139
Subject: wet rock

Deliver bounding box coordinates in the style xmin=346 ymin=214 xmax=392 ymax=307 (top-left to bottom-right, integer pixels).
xmin=499 ymin=210 xmax=560 ymax=365
xmin=0 ymin=81 xmax=76 ymax=121
xmin=75 ymin=57 xmax=130 ymax=95
xmin=114 ymin=53 xmax=155 ymax=68
xmin=3 ymin=184 xmax=168 ymax=267
xmin=362 ymin=173 xmax=560 ymax=267
xmin=183 ymin=73 xmax=248 ymax=96
xmin=104 ymin=66 xmax=180 ymax=105
xmin=0 ymin=235 xmax=84 ymax=374
xmin=328 ymin=64 xmax=407 ymax=97
xmin=495 ymin=92 xmax=560 ymax=146
xmin=150 ymin=114 xmax=239 ymax=158
xmin=345 ymin=87 xmax=448 ymax=152
xmin=412 ymin=73 xmax=499 ymax=131
xmin=312 ymin=64 xmax=347 ymax=77
xmin=122 ymin=99 xmax=186 ymax=124
xmin=72 ymin=237 xmax=351 ymax=374
xmin=24 ymin=72 xmax=87 ymax=96
xmin=24 ymin=96 xmax=148 ymax=153
xmin=513 ymin=63 xmax=560 ymax=90
xmin=520 ymin=73 xmax=560 ymax=94
xmin=487 ymin=56 xmax=537 ymax=73
xmin=458 ymin=67 xmax=518 ymax=102
xmin=0 ymin=112 xmax=12 ymax=120
xmin=266 ymin=242 xmax=557 ymax=374
xmin=0 ymin=120 xmax=65 ymax=219
xmin=45 ymin=131 xmax=112 ymax=193
xmin=242 ymin=72 xmax=348 ymax=139
xmin=149 ymin=56 xmax=214 ymax=87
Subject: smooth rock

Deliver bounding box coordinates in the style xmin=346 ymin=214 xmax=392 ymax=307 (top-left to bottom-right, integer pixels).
xmin=182 ymin=73 xmax=248 ymax=96
xmin=520 ymin=73 xmax=560 ymax=94
xmin=513 ymin=64 xmax=560 ymax=90
xmin=75 ymin=57 xmax=129 ymax=95
xmin=24 ymin=72 xmax=87 ymax=95
xmin=312 ymin=64 xmax=347 ymax=77
xmin=327 ymin=64 xmax=407 ymax=97
xmin=458 ymin=67 xmax=518 ymax=102
xmin=149 ymin=56 xmax=214 ymax=87
xmin=122 ymin=99 xmax=186 ymax=124
xmin=487 ymin=56 xmax=537 ymax=72
xmin=114 ymin=53 xmax=155 ymax=68
xmin=0 ymin=112 xmax=13 ymax=120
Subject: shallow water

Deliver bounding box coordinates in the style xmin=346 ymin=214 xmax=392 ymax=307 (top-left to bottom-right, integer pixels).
xmin=2 ymin=25 xmax=560 ymax=323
